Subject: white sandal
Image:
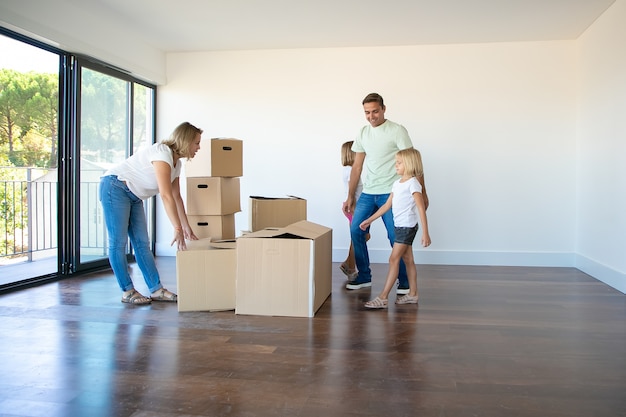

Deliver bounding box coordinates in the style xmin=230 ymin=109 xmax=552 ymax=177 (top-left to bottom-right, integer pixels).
xmin=364 ymin=296 xmax=388 ymax=309
xmin=396 ymin=294 xmax=419 ymax=304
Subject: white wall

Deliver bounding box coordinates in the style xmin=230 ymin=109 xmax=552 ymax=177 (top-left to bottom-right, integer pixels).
xmin=0 ymin=1 xmax=166 ymax=84
xmin=575 ymin=0 xmax=626 ymax=293
xmin=155 ymin=41 xmax=579 ymax=271
xmin=3 ymin=0 xmax=623 ymax=293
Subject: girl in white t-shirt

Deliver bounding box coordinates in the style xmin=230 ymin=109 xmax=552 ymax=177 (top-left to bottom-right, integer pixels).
xmin=359 ymin=148 xmax=431 ymax=309
xmin=340 ymin=141 xmax=368 ymax=279
xmin=99 ymin=122 xmax=202 ymax=305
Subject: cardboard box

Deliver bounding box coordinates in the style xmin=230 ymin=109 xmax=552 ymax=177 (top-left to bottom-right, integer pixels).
xmin=235 ymin=220 xmax=332 ymax=317
xmin=249 ymin=196 xmax=306 ymax=232
xmin=176 ymin=239 xmax=236 ymax=312
xmin=186 ymin=177 xmax=241 ymax=215
xmin=184 ymin=138 xmax=243 ymax=178
xmin=188 ymin=214 xmax=235 ymax=240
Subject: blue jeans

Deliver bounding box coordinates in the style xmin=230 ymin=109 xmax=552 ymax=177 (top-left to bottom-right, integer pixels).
xmin=99 ymin=175 xmax=163 ymax=293
xmin=350 ymin=192 xmax=408 ymax=287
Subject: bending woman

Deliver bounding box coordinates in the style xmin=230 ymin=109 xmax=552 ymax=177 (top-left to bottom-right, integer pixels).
xmin=99 ymin=121 xmax=202 ymax=305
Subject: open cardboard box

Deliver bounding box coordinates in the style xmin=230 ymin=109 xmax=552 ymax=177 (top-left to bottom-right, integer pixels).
xmin=235 ymin=220 xmax=332 ymax=318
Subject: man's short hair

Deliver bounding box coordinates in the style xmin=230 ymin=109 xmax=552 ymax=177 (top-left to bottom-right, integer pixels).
xmin=362 ymin=93 xmax=384 ymax=107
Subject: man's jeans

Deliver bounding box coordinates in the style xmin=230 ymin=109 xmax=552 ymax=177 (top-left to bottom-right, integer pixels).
xmin=350 ymin=192 xmax=408 ymax=287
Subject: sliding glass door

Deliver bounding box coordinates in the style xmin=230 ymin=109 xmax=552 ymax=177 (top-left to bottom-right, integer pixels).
xmin=0 ymin=33 xmax=60 ymax=286
xmin=0 ymin=28 xmax=156 ymax=289
xmin=74 ymin=59 xmax=155 ymax=271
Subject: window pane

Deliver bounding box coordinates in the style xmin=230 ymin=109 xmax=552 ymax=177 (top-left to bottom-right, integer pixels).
xmin=133 ymin=83 xmax=153 ymax=152
xmin=0 ymin=34 xmax=59 ymax=284
xmin=79 ymin=67 xmax=129 ymax=263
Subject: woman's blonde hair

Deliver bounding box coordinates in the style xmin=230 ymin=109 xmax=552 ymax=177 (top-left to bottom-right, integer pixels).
xmin=161 ymin=122 xmax=203 ymax=159
xmin=341 ymin=141 xmax=355 ymax=167
xmin=397 ymin=148 xmax=424 ymax=179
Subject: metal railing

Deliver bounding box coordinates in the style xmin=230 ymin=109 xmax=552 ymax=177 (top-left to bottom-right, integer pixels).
xmin=1 ymin=167 xmax=58 ymax=262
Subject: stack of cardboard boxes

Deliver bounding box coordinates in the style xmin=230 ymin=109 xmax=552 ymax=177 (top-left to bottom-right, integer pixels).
xmin=176 ymin=138 xmax=333 ymax=317
xmin=177 ymin=138 xmax=242 ymax=312
xmin=184 ymin=138 xmax=243 ymax=239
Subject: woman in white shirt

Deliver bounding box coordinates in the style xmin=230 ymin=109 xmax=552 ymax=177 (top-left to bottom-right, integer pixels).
xmin=99 ymin=122 xmax=202 ymax=305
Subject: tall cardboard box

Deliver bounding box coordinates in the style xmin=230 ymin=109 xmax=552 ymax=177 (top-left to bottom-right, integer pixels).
xmin=184 ymin=138 xmax=243 ymax=178
xmin=188 ymin=214 xmax=235 ymax=239
xmin=249 ymin=196 xmax=306 ymax=232
xmin=235 ymin=220 xmax=332 ymax=317
xmin=186 ymin=177 xmax=241 ymax=215
xmin=176 ymin=239 xmax=236 ymax=312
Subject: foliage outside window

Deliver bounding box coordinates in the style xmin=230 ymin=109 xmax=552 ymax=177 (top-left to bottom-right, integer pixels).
xmin=0 ymin=68 xmax=58 ymax=257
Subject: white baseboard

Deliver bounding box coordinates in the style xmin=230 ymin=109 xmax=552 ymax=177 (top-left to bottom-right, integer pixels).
xmin=333 ymin=248 xmax=575 ymax=267
xmin=158 ymin=243 xmax=625 ymax=295
xmin=575 ymin=254 xmax=626 ymax=294
xmin=333 ymin=248 xmax=625 ymax=295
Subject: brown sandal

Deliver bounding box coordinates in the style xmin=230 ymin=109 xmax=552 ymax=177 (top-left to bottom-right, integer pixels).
xmin=339 ymin=263 xmax=358 ymax=280
xmin=151 ymin=288 xmax=177 ymax=302
xmin=121 ymin=289 xmax=151 ymax=305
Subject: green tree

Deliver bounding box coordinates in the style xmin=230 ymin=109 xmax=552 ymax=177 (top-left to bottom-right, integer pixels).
xmin=0 ymin=155 xmax=24 ymax=256
xmin=0 ymin=69 xmax=32 ymax=156
xmin=0 ymin=69 xmax=58 ymax=168
xmin=25 ymin=72 xmax=58 ymax=168
xmin=1 ymin=69 xmax=58 ymax=257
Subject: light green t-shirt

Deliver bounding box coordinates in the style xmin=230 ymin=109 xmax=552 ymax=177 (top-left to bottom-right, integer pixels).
xmin=352 ymin=119 xmax=413 ymax=194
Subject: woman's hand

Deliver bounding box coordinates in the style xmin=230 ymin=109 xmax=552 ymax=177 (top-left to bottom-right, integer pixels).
xmin=171 ymin=227 xmax=187 ymax=250
xmin=183 ymin=225 xmax=198 ymax=241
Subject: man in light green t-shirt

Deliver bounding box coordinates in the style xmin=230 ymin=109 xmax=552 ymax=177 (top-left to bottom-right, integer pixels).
xmin=342 ymin=93 xmax=428 ymax=292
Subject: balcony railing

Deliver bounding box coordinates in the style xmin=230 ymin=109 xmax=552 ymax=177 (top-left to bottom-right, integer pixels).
xmin=1 ymin=167 xmax=57 ymax=263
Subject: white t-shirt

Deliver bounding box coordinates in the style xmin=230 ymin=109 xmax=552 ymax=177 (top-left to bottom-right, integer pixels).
xmin=342 ymin=165 xmax=363 ymax=200
xmin=104 ymin=143 xmax=181 ymax=200
xmin=391 ymin=177 xmax=422 ymax=227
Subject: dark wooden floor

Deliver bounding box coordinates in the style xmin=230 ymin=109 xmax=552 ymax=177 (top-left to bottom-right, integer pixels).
xmin=1 ymin=259 xmax=625 ymax=417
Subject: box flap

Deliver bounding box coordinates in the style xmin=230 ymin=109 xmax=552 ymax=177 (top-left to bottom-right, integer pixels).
xmin=238 ymin=220 xmax=330 ymax=240
xmin=250 ymin=195 xmax=304 ymax=200
xmin=183 ymin=238 xmax=213 ymax=251
xmin=209 ymin=238 xmax=237 ymax=249
xmin=284 ymin=220 xmax=331 ymax=239
xmin=183 ymin=238 xmax=236 ymax=250
xmin=238 ymin=227 xmax=284 ymax=239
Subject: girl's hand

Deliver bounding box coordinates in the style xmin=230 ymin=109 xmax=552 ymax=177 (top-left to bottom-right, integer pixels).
xmin=422 ymin=233 xmax=431 ymax=248
xmin=359 ymin=220 xmax=370 ymax=231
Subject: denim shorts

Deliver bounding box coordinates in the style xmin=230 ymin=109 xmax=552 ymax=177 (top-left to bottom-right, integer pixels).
xmin=394 ymin=224 xmax=419 ymax=245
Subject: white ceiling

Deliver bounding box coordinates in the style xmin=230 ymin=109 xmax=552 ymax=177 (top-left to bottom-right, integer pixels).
xmin=70 ymin=0 xmax=616 ymax=52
